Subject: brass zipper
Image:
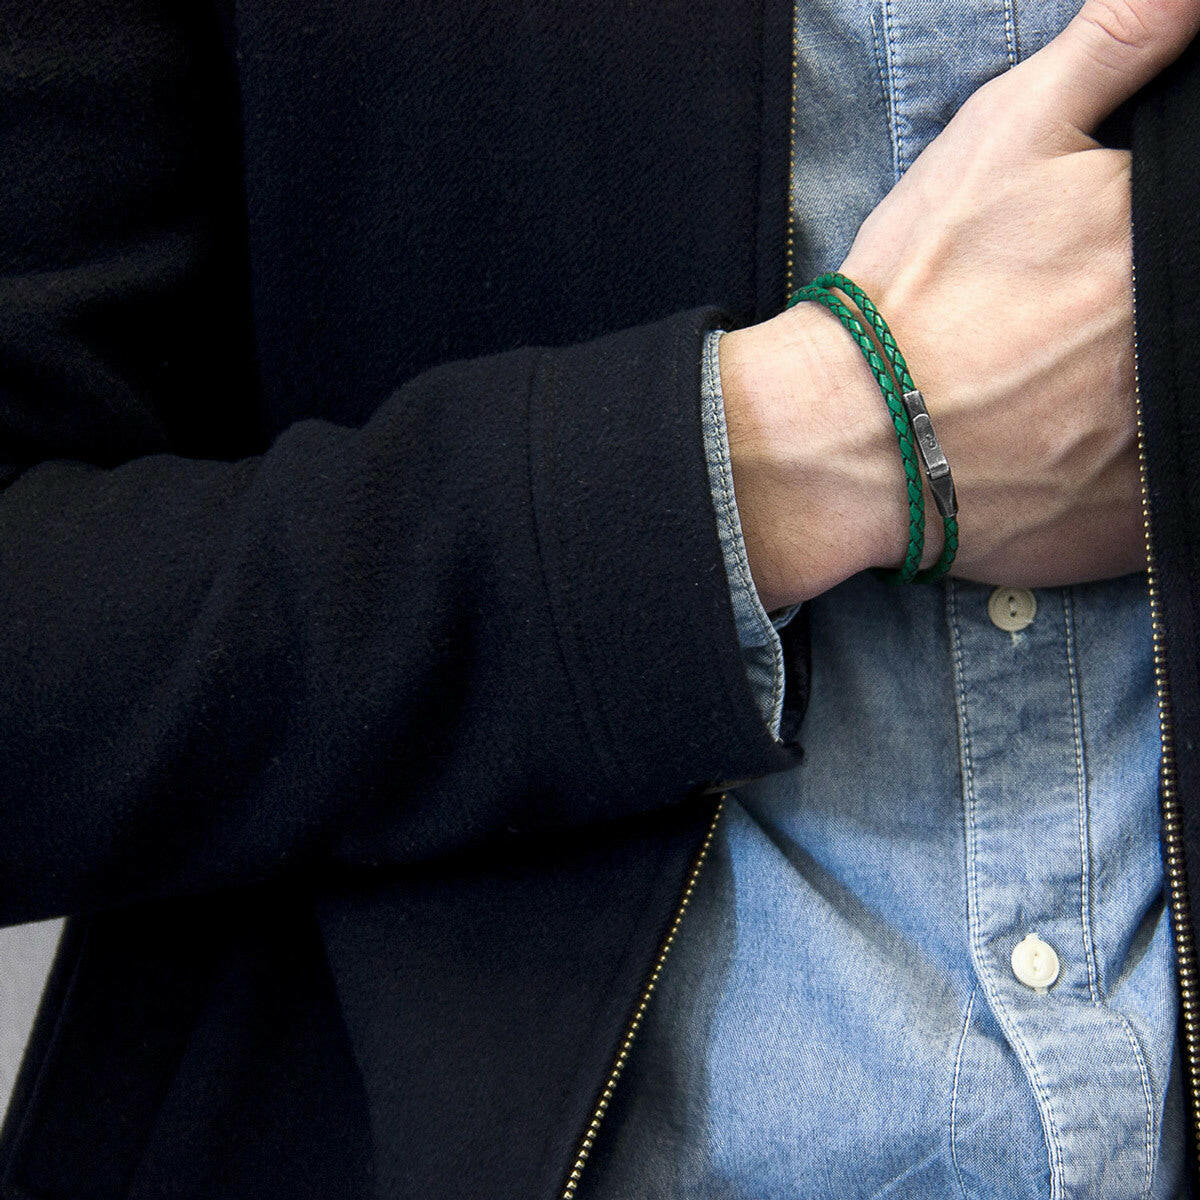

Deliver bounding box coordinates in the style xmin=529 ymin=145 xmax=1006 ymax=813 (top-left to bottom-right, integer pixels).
xmin=558 ymin=797 xmax=727 ymax=1199
xmin=784 ymin=0 xmax=800 ymax=302
xmin=1130 ymin=255 xmax=1200 ymax=1160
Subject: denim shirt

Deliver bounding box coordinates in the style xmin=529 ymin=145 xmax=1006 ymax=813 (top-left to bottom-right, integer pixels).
xmin=580 ymin=2 xmax=1185 ymax=1197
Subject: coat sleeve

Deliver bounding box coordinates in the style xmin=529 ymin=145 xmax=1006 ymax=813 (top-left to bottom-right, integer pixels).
xmin=0 ymin=2 xmax=800 ymax=926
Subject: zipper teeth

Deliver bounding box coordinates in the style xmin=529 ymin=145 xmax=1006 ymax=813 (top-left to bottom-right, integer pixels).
xmin=558 ymin=798 xmax=727 ymax=1200
xmin=1130 ymin=255 xmax=1200 ymax=1150
xmin=784 ymin=0 xmax=799 ymax=302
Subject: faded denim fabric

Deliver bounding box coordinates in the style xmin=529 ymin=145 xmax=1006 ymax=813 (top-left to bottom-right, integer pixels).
xmin=581 ymin=2 xmax=1185 ymax=1197
xmin=698 ymin=329 xmax=797 ymax=737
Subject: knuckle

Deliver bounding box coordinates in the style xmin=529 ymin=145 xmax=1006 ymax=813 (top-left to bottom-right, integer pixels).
xmin=1077 ymin=0 xmax=1155 ymax=58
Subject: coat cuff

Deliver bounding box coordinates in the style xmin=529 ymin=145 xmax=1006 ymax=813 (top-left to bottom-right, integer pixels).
xmin=528 ymin=306 xmax=802 ymax=807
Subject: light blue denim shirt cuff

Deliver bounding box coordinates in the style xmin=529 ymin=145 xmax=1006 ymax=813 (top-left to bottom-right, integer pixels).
xmin=700 ymin=328 xmax=800 ymax=739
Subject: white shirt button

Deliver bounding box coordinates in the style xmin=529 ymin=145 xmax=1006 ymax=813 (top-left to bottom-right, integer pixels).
xmin=1011 ymin=934 xmax=1059 ymax=992
xmin=988 ymin=586 xmax=1037 ymax=632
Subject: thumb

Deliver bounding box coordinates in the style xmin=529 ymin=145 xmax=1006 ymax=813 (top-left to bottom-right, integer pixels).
xmin=1012 ymin=0 xmax=1200 ymax=134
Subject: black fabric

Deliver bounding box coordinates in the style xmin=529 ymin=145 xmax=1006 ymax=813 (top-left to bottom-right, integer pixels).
xmin=231 ymin=0 xmax=778 ymax=435
xmin=0 ymin=0 xmax=797 ymax=929
xmin=0 ymin=0 xmax=799 ymax=1196
xmin=1133 ymin=34 xmax=1200 ymax=1191
xmin=1 ymin=0 xmax=1198 ymax=1197
xmin=313 ymin=801 xmax=720 ymax=1200
xmin=1134 ymin=34 xmax=1200 ymax=938
xmin=2 ymin=892 xmax=374 ymax=1200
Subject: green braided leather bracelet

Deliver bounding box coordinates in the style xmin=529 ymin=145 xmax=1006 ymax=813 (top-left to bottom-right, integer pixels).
xmin=787 ymin=273 xmax=958 ymax=584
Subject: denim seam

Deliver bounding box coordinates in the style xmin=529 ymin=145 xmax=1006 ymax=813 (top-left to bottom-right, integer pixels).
xmin=1115 ymin=1010 xmax=1156 ymax=1200
xmin=879 ymin=0 xmax=904 ymax=181
xmin=869 ymin=10 xmax=894 ymax=182
xmin=948 ymin=580 xmax=1065 ymax=1197
xmin=701 ymin=330 xmax=786 ymax=734
xmin=1062 ymin=587 xmax=1153 ymax=1192
xmin=1062 ymin=588 xmax=1102 ymax=1004
xmin=1002 ymin=0 xmax=1018 ymax=70
xmin=949 ymin=985 xmax=977 ymax=1200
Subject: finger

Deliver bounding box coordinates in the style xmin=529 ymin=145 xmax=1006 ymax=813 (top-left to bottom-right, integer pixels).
xmin=1007 ymin=0 xmax=1200 ymax=134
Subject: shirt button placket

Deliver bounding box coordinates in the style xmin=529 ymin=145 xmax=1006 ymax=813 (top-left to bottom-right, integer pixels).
xmin=950 ymin=579 xmax=1155 ymax=1196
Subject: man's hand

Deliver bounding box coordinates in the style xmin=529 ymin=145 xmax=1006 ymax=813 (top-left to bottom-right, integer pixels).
xmin=722 ymin=0 xmax=1200 ymax=611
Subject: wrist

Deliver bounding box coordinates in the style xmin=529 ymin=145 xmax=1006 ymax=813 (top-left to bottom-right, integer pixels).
xmin=719 ymin=301 xmax=932 ymax=607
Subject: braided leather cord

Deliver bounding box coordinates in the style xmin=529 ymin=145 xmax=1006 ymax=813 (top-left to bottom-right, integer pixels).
xmin=788 ymin=283 xmax=925 ymax=584
xmin=810 ymin=272 xmax=958 ymax=584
